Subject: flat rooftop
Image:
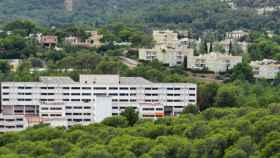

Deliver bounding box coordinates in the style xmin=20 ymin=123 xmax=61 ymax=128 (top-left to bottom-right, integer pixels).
xmin=39 ymin=77 xmax=76 ymax=84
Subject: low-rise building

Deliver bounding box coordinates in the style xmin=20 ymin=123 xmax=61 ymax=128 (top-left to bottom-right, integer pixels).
xmin=0 ymin=74 xmax=197 ymax=131
xmin=65 ymin=31 xmax=103 ymax=48
xmin=250 ymin=59 xmax=280 ymax=79
xmin=187 ymin=52 xmax=242 ymax=73
xmin=39 ymin=36 xmax=58 ymax=48
xmin=139 ymin=30 xmax=194 ymax=66
xmin=226 ymin=30 xmax=249 ymax=40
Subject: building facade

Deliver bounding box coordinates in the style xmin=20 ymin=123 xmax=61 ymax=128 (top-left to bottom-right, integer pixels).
xmin=0 ymin=75 xmax=197 ymax=131
xmin=187 ymin=52 xmax=242 ymax=73
xmin=139 ymin=30 xmax=194 ymax=66
xmin=250 ymin=59 xmax=280 ymax=79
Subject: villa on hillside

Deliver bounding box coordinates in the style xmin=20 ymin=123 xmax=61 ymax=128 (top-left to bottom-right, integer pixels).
xmin=250 ymin=59 xmax=280 ymax=79
xmin=187 ymin=52 xmax=242 ymax=73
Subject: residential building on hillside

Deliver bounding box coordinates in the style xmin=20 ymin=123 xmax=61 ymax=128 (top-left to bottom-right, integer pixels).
xmin=39 ymin=36 xmax=58 ymax=48
xmin=64 ymin=31 xmax=103 ymax=48
xmin=218 ymin=39 xmax=248 ymax=53
xmin=187 ymin=52 xmax=242 ymax=73
xmin=0 ymin=74 xmax=197 ymax=131
xmin=226 ymin=30 xmax=249 ymax=40
xmin=250 ymin=59 xmax=280 ymax=79
xmin=139 ymin=30 xmax=194 ymax=66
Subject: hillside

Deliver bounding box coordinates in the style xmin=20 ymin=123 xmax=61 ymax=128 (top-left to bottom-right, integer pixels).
xmin=0 ymin=0 xmax=279 ymax=33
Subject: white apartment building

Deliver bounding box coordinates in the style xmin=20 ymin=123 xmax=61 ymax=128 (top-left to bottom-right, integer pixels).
xmin=139 ymin=30 xmax=194 ymax=66
xmin=250 ymin=59 xmax=280 ymax=79
xmin=0 ymin=74 xmax=197 ymax=131
xmin=226 ymin=30 xmax=249 ymax=40
xmin=187 ymin=52 xmax=242 ymax=73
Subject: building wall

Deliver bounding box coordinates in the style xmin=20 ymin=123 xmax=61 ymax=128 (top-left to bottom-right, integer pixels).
xmin=0 ymin=78 xmax=197 ymax=130
xmin=187 ymin=53 xmax=242 ymax=73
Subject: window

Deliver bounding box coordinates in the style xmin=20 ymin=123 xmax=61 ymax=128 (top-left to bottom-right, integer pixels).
xmin=130 ymin=93 xmax=136 ymax=96
xmin=82 ymin=87 xmax=91 ymax=90
xmin=130 ymin=87 xmax=136 ymax=90
xmin=167 ymin=88 xmax=173 ymax=90
xmin=94 ymin=93 xmax=106 ymax=96
xmin=41 ymin=107 xmax=48 ymax=110
xmin=71 ymin=99 xmax=80 ymax=102
xmin=18 ymin=87 xmax=25 ymax=89
xmin=3 ymin=98 xmax=9 ymax=101
xmin=63 ymin=99 xmax=70 ymax=102
xmin=94 ymin=87 xmax=106 ymax=90
xmin=3 ymin=86 xmax=9 ymax=89
xmin=130 ymin=99 xmax=136 ymax=102
xmin=120 ymin=87 xmax=129 ymax=90
xmin=156 ymin=108 xmax=163 ymax=111
xmin=63 ymin=87 xmax=70 ymax=89
xmin=66 ymin=113 xmax=72 ymax=116
xmin=143 ymin=108 xmax=154 ymax=111
xmin=42 ymin=114 xmax=48 ymax=116
xmin=152 ymin=88 xmax=158 ymax=90
xmin=63 ymin=93 xmax=70 ymax=96
xmin=3 ymin=93 xmax=9 ymax=95
xmin=120 ymin=99 xmax=129 ymax=102
xmin=120 ymin=93 xmax=129 ymax=96
xmin=71 ymin=87 xmax=80 ymax=90
xmin=66 ymin=106 xmax=72 ymax=109
xmin=189 ymin=88 xmax=196 ymax=90
xmin=109 ymin=93 xmax=118 ymax=96
xmin=82 ymin=93 xmax=91 ymax=96
xmin=41 ymin=87 xmax=47 ymax=89
xmin=145 ymin=88 xmax=151 ymax=90
xmin=74 ymin=107 xmax=82 ymax=109
xmin=82 ymin=99 xmax=91 ymax=103
xmin=84 ymin=106 xmax=91 ymax=109
xmin=109 ymin=87 xmax=118 ymax=90
xmin=189 ymin=94 xmax=195 ymax=96
xmin=174 ymin=88 xmax=181 ymax=90
xmin=71 ymin=93 xmax=80 ymax=96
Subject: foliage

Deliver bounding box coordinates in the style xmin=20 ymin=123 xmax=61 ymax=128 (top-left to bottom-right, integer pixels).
xmin=0 ymin=107 xmax=279 ymax=157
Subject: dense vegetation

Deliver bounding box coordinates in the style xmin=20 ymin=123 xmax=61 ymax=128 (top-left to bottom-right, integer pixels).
xmin=0 ymin=106 xmax=279 ymax=158
xmin=1 ymin=0 xmax=280 ymax=34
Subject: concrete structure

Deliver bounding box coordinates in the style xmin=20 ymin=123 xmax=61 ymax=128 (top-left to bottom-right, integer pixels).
xmin=218 ymin=39 xmax=248 ymax=53
xmin=65 ymin=31 xmax=103 ymax=48
xmin=0 ymin=74 xmax=197 ymax=131
xmin=0 ymin=114 xmax=28 ymax=132
xmin=139 ymin=30 xmax=194 ymax=66
xmin=226 ymin=30 xmax=249 ymax=40
xmin=187 ymin=52 xmax=242 ymax=73
xmin=250 ymin=59 xmax=280 ymax=79
xmin=39 ymin=36 xmax=58 ymax=48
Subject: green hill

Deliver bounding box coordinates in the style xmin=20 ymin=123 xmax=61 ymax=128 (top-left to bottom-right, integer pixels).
xmin=0 ymin=0 xmax=279 ymax=33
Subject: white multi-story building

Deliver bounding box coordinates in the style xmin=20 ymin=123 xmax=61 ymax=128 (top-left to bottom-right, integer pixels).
xmin=0 ymin=74 xmax=197 ymax=131
xmin=250 ymin=59 xmax=280 ymax=79
xmin=226 ymin=30 xmax=249 ymax=40
xmin=139 ymin=30 xmax=194 ymax=66
xmin=187 ymin=52 xmax=242 ymax=73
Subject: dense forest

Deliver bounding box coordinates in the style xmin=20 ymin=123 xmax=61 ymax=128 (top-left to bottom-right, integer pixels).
xmin=0 ymin=0 xmax=280 ymax=34
xmin=0 ymin=106 xmax=279 ymax=158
